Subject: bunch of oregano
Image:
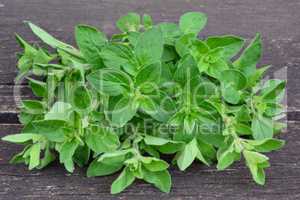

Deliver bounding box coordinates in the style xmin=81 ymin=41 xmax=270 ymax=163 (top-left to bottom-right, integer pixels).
xmin=2 ymin=12 xmax=286 ymax=194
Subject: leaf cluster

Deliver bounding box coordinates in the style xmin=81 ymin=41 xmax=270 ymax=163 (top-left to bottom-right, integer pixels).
xmin=2 ymin=12 xmax=286 ymax=193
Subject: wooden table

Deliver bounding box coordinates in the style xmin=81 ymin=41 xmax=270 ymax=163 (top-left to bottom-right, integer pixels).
xmin=0 ymin=0 xmax=299 ymax=199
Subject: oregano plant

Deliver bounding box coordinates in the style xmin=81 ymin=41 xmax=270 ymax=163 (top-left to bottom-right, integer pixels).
xmin=2 ymin=12 xmax=286 ymax=193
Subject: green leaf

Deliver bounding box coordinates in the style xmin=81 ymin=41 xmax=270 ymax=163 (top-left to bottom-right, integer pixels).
xmin=98 ymin=149 xmax=133 ymax=163
xmin=75 ymin=24 xmax=107 ymax=68
xmin=234 ymin=33 xmax=262 ymax=76
xmin=2 ymin=133 xmax=36 ymax=143
xmin=247 ymin=138 xmax=285 ymax=152
xmin=15 ymin=33 xmax=36 ymax=54
xmin=142 ymin=168 xmax=171 ymax=193
xmin=31 ymin=49 xmax=56 ymax=76
xmin=205 ymin=58 xmax=229 ymax=79
xmin=135 ymin=62 xmax=161 ymax=86
xmin=72 ymin=85 xmax=92 ymax=110
xmin=29 ymin=143 xmax=41 ymax=170
xmin=149 ymin=91 xmax=177 ymax=122
xmin=143 ymin=14 xmax=153 ymax=30
xmin=243 ymin=150 xmax=269 ymax=164
xmin=135 ymin=27 xmax=164 ymax=66
xmin=162 ymin=45 xmax=178 ymax=62
xmin=116 ymin=12 xmax=141 ymax=32
xmin=174 ymin=55 xmax=198 ymax=85
xmin=251 ymin=114 xmax=273 ymax=140
xmin=87 ymin=68 xmax=132 ymax=96
xmin=175 ymin=34 xmax=195 ymax=57
xmin=179 ymin=12 xmax=207 ymax=35
xmin=21 ymin=100 xmax=45 ymax=114
xmin=217 ymin=147 xmax=240 ymax=170
xmin=159 ymin=142 xmax=185 ymax=154
xmin=247 ymin=65 xmax=270 ymax=87
xmin=243 ymin=150 xmax=270 ymax=185
xmin=100 ymin=43 xmax=136 ymax=70
xmin=86 ymin=126 xmax=120 ymax=154
xmin=221 ymin=85 xmax=240 ymax=104
xmin=264 ymin=103 xmax=283 ymax=117
xmin=15 ymin=34 xmax=56 ymax=80
xmin=27 ymin=22 xmax=76 ymax=51
xmin=44 ymin=102 xmax=73 ymax=121
xmin=59 ymin=140 xmax=78 ymax=173
xmin=176 ymin=138 xmax=199 ymax=171
xmin=73 ymin=144 xmax=90 ymax=167
xmin=190 ymin=39 xmax=210 ymax=60
xmin=37 ymin=147 xmax=56 ymax=169
xmin=87 ymin=158 xmax=123 ymax=177
xmin=110 ymin=96 xmax=137 ymax=127
xmin=235 ymin=123 xmax=252 ymax=136
xmin=260 ymin=79 xmax=286 ymax=102
xmin=196 ymin=138 xmax=216 ymax=165
xmin=236 ymin=105 xmax=251 ymax=122
xmin=144 ymin=135 xmax=172 ymax=146
xmin=141 ymin=157 xmax=169 ymax=172
xmin=9 ymin=145 xmax=31 ymax=164
xmin=183 ymin=115 xmax=196 ymax=133
xmin=18 ymin=112 xmax=36 ymax=125
xmin=31 ymin=120 xmax=70 ymax=142
xmin=221 ymin=69 xmax=247 ymax=90
xmin=144 ymin=135 xmax=184 ymax=154
xmin=27 ymin=78 xmax=47 ymax=97
xmin=206 ymin=35 xmax=244 ymax=59
xmin=168 ymin=110 xmax=185 ymax=127
xmin=127 ymin=32 xmax=140 ymax=47
xmin=197 ymin=134 xmax=225 ymax=148
xmin=158 ymin=22 xmax=182 ymax=45
xmin=221 ymin=69 xmax=247 ymax=104
xmin=142 ymin=145 xmax=160 ymax=158
xmin=138 ymin=96 xmax=157 ymax=114
xmin=191 ymin=46 xmax=228 ymax=79
xmin=111 ymin=167 xmax=135 ymax=194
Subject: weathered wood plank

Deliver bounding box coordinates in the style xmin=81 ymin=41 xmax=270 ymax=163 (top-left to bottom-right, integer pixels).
xmin=0 ymin=122 xmax=298 ymax=200
xmin=0 ymin=85 xmax=32 ymax=112
xmin=0 ymin=0 xmax=299 ymax=110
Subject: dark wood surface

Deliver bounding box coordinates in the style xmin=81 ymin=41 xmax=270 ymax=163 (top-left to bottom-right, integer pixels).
xmin=0 ymin=0 xmax=300 ymax=199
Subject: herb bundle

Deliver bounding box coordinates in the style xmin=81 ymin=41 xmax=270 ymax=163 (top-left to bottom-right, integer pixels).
xmin=2 ymin=12 xmax=286 ymax=194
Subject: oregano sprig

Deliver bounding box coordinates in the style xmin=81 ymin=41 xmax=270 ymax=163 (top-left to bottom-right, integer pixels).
xmin=2 ymin=11 xmax=286 ymax=194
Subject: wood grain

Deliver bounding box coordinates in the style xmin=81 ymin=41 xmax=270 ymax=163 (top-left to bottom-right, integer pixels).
xmin=0 ymin=0 xmax=300 ymax=199
xmin=0 ymin=122 xmax=298 ymax=200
